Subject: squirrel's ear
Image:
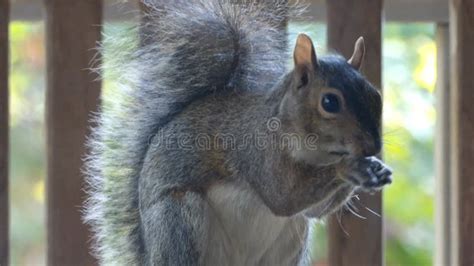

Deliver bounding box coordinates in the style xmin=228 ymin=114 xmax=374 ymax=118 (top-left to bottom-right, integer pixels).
xmin=348 ymin=37 xmax=365 ymax=70
xmin=293 ymin=34 xmax=318 ymax=89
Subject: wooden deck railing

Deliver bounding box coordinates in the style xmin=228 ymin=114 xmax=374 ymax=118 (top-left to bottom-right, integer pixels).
xmin=44 ymin=1 xmax=102 ymax=265
xmin=449 ymin=1 xmax=474 ymax=264
xmin=0 ymin=0 xmax=9 ymax=265
xmin=1 ymin=0 xmax=474 ymax=265
xmin=326 ymin=1 xmax=383 ymax=265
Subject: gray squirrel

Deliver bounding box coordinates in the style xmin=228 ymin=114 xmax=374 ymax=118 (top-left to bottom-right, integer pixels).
xmin=84 ymin=0 xmax=393 ymax=265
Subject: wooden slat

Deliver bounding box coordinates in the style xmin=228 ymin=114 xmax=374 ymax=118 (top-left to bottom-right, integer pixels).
xmin=12 ymin=0 xmax=449 ymax=22
xmin=326 ymin=1 xmax=383 ymax=266
xmin=45 ymin=1 xmax=102 ymax=265
xmin=0 ymin=0 xmax=9 ymax=265
xmin=434 ymin=23 xmax=451 ymax=266
xmin=449 ymin=0 xmax=474 ymax=265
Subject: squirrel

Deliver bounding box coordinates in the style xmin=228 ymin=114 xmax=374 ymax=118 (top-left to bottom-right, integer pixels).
xmin=84 ymin=0 xmax=393 ymax=265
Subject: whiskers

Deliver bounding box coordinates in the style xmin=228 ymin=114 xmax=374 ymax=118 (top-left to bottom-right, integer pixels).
xmin=331 ymin=193 xmax=383 ymax=236
xmin=345 ymin=193 xmax=382 ymax=219
xmin=382 ymin=128 xmax=403 ymax=149
xmin=383 ymin=128 xmax=402 ymax=137
xmin=344 ymin=199 xmax=366 ymax=220
xmin=334 ymin=207 xmax=349 ymax=236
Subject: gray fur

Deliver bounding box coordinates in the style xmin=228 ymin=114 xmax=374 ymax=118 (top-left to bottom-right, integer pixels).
xmin=84 ymin=0 xmax=392 ymax=265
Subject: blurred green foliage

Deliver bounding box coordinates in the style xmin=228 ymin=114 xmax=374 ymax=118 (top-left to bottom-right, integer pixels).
xmin=9 ymin=21 xmax=435 ymax=266
xmin=382 ymin=23 xmax=435 ymax=266
xmin=9 ymin=22 xmax=46 ymax=265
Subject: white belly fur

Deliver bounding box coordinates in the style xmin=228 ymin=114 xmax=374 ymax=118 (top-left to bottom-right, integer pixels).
xmin=203 ymin=181 xmax=310 ymax=266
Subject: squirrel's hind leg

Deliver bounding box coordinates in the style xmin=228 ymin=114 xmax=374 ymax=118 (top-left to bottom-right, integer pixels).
xmin=140 ymin=191 xmax=210 ymax=266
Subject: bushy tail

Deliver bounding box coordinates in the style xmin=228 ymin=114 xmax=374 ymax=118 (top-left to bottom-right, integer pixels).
xmin=84 ymin=0 xmax=302 ymax=264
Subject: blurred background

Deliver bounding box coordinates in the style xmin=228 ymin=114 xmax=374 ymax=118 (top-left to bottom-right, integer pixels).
xmin=9 ymin=20 xmax=435 ymax=266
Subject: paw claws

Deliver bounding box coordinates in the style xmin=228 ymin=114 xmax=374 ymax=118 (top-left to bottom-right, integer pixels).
xmin=353 ymin=157 xmax=393 ymax=191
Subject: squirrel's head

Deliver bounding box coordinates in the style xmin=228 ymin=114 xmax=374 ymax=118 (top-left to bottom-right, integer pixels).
xmin=278 ymin=34 xmax=382 ymax=166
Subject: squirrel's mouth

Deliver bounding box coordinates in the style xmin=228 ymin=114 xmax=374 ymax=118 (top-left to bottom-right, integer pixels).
xmin=328 ymin=150 xmax=350 ymax=157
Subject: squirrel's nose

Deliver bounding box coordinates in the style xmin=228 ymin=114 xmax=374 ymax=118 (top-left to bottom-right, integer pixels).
xmin=363 ymin=138 xmax=381 ymax=157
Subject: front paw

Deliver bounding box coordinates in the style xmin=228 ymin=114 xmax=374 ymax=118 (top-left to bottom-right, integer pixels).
xmin=348 ymin=156 xmax=392 ymax=192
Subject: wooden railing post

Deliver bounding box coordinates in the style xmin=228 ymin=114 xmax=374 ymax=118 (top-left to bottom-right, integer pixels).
xmin=434 ymin=22 xmax=452 ymax=266
xmin=449 ymin=0 xmax=474 ymax=265
xmin=326 ymin=1 xmax=384 ymax=266
xmin=0 ymin=0 xmax=9 ymax=264
xmin=44 ymin=1 xmax=102 ymax=265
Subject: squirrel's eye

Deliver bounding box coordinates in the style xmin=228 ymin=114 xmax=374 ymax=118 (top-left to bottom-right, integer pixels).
xmin=321 ymin=93 xmax=341 ymax=113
